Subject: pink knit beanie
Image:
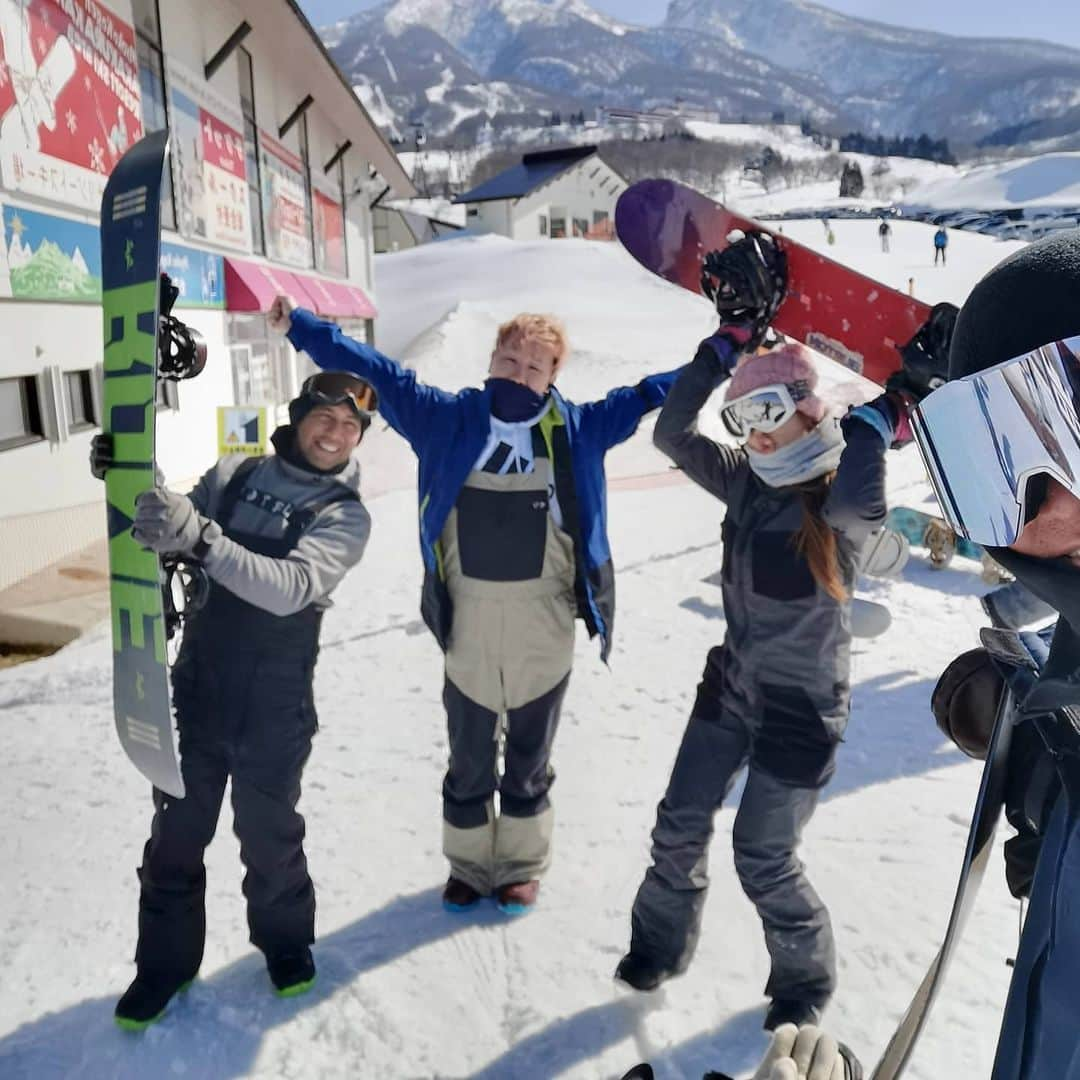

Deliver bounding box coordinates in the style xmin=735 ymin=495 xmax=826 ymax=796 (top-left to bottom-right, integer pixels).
xmin=723 ymin=342 xmax=827 ymax=424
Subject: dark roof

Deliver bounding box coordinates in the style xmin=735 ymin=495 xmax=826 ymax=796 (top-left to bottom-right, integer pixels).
xmin=453 ymin=145 xmax=599 ymax=204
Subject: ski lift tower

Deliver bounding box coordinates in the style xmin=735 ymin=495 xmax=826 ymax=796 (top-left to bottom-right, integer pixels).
xmin=411 ymin=122 xmax=429 ymax=197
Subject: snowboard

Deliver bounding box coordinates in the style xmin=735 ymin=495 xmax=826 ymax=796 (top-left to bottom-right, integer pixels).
xmin=101 ymin=130 xmax=188 ymax=797
xmin=614 ymin=179 xmax=932 ymax=385
xmin=886 ymin=507 xmax=982 ymax=569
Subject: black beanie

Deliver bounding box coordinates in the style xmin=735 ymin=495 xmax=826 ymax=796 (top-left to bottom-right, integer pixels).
xmin=949 ymin=230 xmax=1080 ymax=380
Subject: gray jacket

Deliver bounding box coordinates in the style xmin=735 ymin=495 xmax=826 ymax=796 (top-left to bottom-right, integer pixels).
xmin=188 ymin=436 xmax=371 ymax=617
xmin=655 ymin=349 xmax=888 ymax=785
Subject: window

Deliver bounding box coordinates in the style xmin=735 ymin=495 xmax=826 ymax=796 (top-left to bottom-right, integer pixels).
xmin=238 ymin=47 xmax=264 ymax=255
xmin=0 ymin=376 xmax=45 ymax=451
xmin=228 ymin=316 xmax=292 ymax=404
xmin=593 ymin=210 xmax=609 ymax=225
xmin=297 ymin=114 xmax=316 ymax=267
xmin=131 ymin=0 xmax=176 ymax=229
xmin=64 ymin=370 xmax=96 ymax=431
xmin=550 ymin=218 xmax=566 ymax=239
xmin=539 ymin=214 xmax=548 ymax=236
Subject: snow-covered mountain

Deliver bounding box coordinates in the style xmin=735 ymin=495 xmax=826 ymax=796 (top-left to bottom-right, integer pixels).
xmin=323 ymin=0 xmax=1080 ymax=149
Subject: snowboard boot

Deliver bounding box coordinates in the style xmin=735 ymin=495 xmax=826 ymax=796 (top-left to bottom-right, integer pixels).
xmin=267 ymin=947 xmax=316 ymax=998
xmin=763 ymin=997 xmax=825 ymax=1032
xmin=496 ymin=879 xmax=539 ymax=915
xmin=442 ymin=876 xmax=483 ymax=912
xmin=614 ymin=951 xmax=672 ymax=992
xmin=114 ymin=971 xmax=195 ymax=1031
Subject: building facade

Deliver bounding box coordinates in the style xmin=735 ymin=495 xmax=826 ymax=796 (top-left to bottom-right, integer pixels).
xmin=0 ymin=0 xmax=413 ymax=593
xmin=455 ymin=147 xmax=628 ymax=242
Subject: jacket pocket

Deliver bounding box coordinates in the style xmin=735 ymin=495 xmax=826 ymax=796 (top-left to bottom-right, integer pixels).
xmin=751 ymin=531 xmax=816 ymax=601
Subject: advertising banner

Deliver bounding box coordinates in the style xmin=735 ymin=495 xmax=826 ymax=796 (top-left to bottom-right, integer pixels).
xmin=0 ymin=0 xmax=143 ymax=212
xmin=312 ymin=176 xmax=345 ymax=277
xmin=1 ymin=201 xmax=101 ymax=299
xmin=259 ymin=131 xmax=310 ymax=268
xmin=160 ymin=240 xmax=223 ymax=308
xmin=168 ymin=61 xmax=250 ymax=253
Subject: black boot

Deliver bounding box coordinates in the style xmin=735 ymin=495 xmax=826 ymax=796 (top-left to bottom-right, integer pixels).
xmin=614 ymin=951 xmax=672 ymax=992
xmin=763 ymin=997 xmax=825 ymax=1032
xmin=267 ymin=947 xmax=316 ymax=997
xmin=114 ymin=971 xmax=195 ymax=1030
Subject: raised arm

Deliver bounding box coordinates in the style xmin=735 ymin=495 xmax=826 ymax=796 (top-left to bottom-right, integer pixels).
xmin=270 ymin=296 xmax=454 ymax=450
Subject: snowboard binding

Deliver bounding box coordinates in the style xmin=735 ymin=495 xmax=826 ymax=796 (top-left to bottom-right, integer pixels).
xmin=700 ymin=231 xmax=788 ymax=349
xmin=161 ymin=554 xmax=210 ymax=640
xmin=158 ymin=273 xmax=207 ymax=381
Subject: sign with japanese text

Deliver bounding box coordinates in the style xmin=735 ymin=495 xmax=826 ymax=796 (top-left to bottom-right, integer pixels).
xmin=313 ymin=176 xmax=345 ymax=277
xmin=217 ymin=405 xmax=267 ymax=457
xmin=259 ymin=131 xmax=310 ymax=268
xmin=168 ymin=60 xmax=250 ymax=253
xmin=160 ymin=239 xmax=223 ymax=308
xmin=0 ymin=0 xmax=143 ymax=212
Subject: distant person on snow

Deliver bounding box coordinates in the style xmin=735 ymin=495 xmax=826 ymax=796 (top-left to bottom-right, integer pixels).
xmin=878 ymin=218 xmax=891 ymax=253
xmin=934 ymin=226 xmax=948 ymax=265
xmin=269 ymin=295 xmax=681 ymax=916
xmin=615 ymin=233 xmax=938 ymax=1032
xmin=92 ymin=372 xmax=375 ymax=1029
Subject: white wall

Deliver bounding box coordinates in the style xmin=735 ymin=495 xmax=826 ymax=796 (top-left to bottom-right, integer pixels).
xmin=513 ymin=156 xmax=626 ymax=239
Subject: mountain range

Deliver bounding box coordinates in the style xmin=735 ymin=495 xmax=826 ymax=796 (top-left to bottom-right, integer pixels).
xmin=321 ymin=0 xmax=1080 ymax=150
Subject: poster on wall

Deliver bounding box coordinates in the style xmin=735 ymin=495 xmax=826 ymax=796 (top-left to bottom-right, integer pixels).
xmin=259 ymin=132 xmax=310 ymax=268
xmin=1 ymin=202 xmax=101 ymax=299
xmin=217 ymin=405 xmax=267 ymax=457
xmin=160 ymin=240 xmax=223 ymax=308
xmin=168 ymin=61 xmax=250 ymax=253
xmin=0 ymin=0 xmax=143 ymax=212
xmin=312 ymin=176 xmax=345 ymax=277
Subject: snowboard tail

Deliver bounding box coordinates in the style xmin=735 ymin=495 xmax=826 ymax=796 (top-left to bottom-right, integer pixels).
xmin=615 ymin=179 xmax=933 ymax=386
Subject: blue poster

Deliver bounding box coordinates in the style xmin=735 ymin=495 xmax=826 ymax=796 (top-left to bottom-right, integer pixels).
xmin=160 ymin=241 xmax=224 ymax=308
xmin=2 ymin=205 xmax=102 ymax=301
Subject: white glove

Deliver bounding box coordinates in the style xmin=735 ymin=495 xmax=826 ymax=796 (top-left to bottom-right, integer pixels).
xmin=752 ymin=1024 xmax=845 ymax=1080
xmin=268 ymin=294 xmax=297 ymax=334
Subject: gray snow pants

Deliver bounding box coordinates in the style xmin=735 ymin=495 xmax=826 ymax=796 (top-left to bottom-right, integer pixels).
xmin=629 ymin=646 xmax=837 ymax=1003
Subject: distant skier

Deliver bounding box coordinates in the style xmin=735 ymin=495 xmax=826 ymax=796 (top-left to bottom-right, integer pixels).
xmin=910 ymin=230 xmax=1080 ymax=1077
xmin=270 ymin=295 xmax=681 ymax=915
xmin=933 ymin=226 xmax=948 ymax=265
xmin=93 ymin=373 xmax=375 ymax=1028
xmin=878 ymin=218 xmax=891 ymax=253
xmin=614 ymin=233 xmax=936 ymax=1031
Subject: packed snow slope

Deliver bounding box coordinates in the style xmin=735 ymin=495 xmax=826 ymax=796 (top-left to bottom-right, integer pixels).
xmin=0 ymin=224 xmax=1038 ymax=1079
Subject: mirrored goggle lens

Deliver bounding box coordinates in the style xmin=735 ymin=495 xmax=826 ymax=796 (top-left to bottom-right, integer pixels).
xmin=304 ymin=371 xmax=377 ymax=414
xmin=721 ymin=388 xmax=794 ymax=436
xmin=911 ymin=336 xmax=1080 ymax=546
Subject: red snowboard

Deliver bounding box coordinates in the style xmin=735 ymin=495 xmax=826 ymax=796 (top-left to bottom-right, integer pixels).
xmin=615 ymin=178 xmax=931 ymax=386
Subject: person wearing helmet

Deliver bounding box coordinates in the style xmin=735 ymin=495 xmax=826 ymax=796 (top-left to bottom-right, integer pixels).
xmin=92 ymin=371 xmax=375 ymax=1028
xmin=615 ymin=233 xmax=934 ymax=1032
xmin=909 ymin=230 xmax=1080 ymax=1078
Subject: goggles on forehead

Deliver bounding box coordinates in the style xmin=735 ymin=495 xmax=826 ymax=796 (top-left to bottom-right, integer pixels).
xmin=720 ymin=381 xmax=809 ymax=438
xmin=301 ymin=371 xmax=378 ymax=421
xmin=911 ymin=335 xmax=1080 ymax=547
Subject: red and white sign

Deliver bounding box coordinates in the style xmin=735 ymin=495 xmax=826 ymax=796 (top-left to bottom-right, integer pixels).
xmin=313 ymin=180 xmax=345 ymax=277
xmin=260 ymin=132 xmax=310 ymax=268
xmin=0 ymin=0 xmax=143 ymax=212
xmin=169 ymin=60 xmax=250 ymax=253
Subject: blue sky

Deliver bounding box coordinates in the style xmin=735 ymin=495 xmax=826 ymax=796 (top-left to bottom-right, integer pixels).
xmin=299 ymin=0 xmax=1080 ymax=50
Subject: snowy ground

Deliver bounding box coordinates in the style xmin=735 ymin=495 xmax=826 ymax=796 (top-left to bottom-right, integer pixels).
xmin=0 ymin=223 xmax=1038 ymax=1078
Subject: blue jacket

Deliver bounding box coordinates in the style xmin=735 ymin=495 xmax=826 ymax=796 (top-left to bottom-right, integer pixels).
xmin=287 ymin=309 xmax=682 ymax=660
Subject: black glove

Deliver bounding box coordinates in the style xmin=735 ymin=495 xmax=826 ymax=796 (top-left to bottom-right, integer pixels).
xmin=930 ymin=647 xmax=1004 ymax=760
xmin=700 ymin=231 xmax=788 ymax=353
xmin=889 ymin=301 xmax=958 ymax=401
xmin=90 ymin=433 xmax=114 ymax=480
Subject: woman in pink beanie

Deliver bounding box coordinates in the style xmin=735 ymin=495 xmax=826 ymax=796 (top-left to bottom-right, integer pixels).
xmin=616 ymin=234 xmax=920 ymax=1033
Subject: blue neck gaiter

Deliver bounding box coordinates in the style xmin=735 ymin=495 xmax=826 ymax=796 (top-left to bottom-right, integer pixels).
xmin=486 ymin=378 xmax=549 ymax=422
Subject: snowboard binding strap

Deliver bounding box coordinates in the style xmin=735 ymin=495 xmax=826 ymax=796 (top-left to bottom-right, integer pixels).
xmin=157 ymin=273 xmax=207 ymax=381
xmin=161 ymin=555 xmax=210 ymax=640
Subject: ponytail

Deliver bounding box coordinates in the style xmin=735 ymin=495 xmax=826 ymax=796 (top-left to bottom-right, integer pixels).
xmin=793 ymin=473 xmax=848 ymax=604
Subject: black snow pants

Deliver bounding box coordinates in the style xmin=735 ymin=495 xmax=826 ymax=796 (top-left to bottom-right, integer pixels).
xmin=133 ymin=476 xmax=325 ymax=981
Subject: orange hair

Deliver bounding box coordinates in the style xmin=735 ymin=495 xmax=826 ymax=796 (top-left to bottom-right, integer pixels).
xmin=495 ymin=314 xmax=569 ymax=372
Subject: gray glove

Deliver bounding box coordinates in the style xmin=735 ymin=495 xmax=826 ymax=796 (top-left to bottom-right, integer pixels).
xmin=132 ymin=487 xmax=206 ymax=555
xmin=752 ymin=1024 xmax=845 ymax=1080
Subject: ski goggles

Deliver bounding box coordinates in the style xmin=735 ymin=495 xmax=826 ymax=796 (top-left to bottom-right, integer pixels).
xmin=301 ymin=371 xmax=378 ymax=421
xmin=720 ymin=381 xmax=809 ymax=438
xmin=911 ymin=335 xmax=1080 ymax=547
